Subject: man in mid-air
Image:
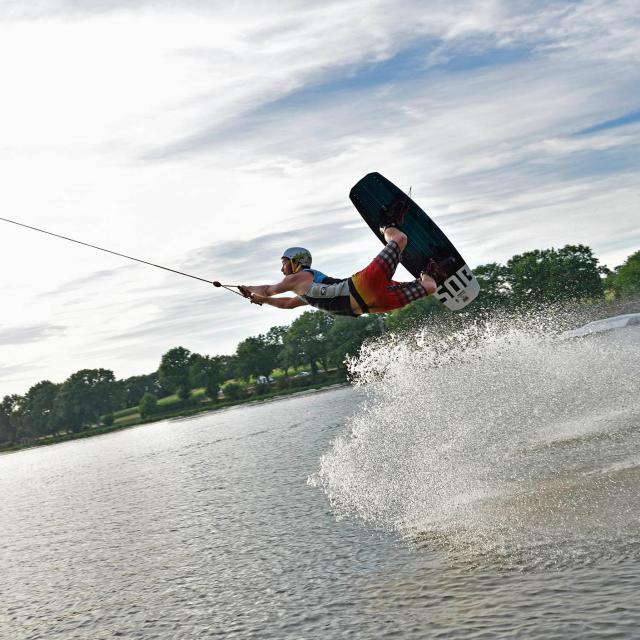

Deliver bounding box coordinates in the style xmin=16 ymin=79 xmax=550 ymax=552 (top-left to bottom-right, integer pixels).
xmin=239 ymin=208 xmax=441 ymax=316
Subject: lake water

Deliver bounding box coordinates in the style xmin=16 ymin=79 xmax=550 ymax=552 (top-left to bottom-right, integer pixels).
xmin=2 ymin=317 xmax=640 ymax=639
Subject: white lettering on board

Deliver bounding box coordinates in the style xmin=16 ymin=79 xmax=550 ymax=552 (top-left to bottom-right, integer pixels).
xmin=436 ymin=264 xmax=476 ymax=303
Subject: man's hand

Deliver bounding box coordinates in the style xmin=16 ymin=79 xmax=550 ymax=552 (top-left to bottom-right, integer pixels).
xmin=237 ymin=285 xmax=264 ymax=305
xmin=249 ymin=293 xmax=266 ymax=306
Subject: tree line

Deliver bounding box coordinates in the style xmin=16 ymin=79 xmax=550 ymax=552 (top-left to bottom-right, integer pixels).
xmin=1 ymin=244 xmax=638 ymax=446
xmin=0 ymin=312 xmax=383 ymax=446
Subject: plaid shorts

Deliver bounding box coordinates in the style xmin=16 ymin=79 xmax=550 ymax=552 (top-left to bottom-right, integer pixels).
xmin=350 ymin=241 xmax=428 ymax=313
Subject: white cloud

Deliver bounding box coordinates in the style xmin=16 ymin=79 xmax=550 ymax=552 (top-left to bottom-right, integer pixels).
xmin=0 ymin=0 xmax=639 ymax=395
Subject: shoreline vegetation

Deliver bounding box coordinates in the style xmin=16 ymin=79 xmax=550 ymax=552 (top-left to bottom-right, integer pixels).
xmin=1 ymin=244 xmax=639 ymax=455
xmin=0 ymin=375 xmax=349 ymax=455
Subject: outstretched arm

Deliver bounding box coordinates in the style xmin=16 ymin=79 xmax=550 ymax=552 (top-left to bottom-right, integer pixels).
xmin=241 ymin=272 xmax=308 ymax=297
xmin=251 ymin=294 xmax=307 ymax=310
xmin=244 ymin=280 xmax=291 ymax=297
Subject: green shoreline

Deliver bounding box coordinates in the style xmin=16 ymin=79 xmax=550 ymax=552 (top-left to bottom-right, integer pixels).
xmin=0 ymin=380 xmax=350 ymax=455
xmin=4 ymin=299 xmax=639 ymax=456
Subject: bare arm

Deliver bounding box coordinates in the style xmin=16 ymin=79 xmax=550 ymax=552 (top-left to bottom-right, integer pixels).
xmin=244 ymin=272 xmax=309 ymax=297
xmin=252 ymin=295 xmax=308 ymax=310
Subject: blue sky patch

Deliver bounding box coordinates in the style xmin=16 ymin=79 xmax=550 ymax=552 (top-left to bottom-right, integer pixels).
xmin=433 ymin=43 xmax=532 ymax=73
xmin=574 ymin=109 xmax=640 ymax=136
xmin=270 ymin=40 xmax=533 ymax=110
xmin=274 ymin=42 xmax=436 ymax=108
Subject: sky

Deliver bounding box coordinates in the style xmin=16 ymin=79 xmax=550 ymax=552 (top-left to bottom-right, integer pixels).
xmin=0 ymin=0 xmax=639 ymax=396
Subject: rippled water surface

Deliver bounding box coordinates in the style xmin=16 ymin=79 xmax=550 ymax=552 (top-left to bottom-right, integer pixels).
xmin=2 ymin=320 xmax=640 ymax=639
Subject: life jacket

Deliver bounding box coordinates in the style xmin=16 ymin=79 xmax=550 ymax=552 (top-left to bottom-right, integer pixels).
xmin=298 ymin=268 xmax=365 ymax=316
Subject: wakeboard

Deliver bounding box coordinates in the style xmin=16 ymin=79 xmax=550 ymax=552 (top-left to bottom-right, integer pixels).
xmin=349 ymin=172 xmax=480 ymax=311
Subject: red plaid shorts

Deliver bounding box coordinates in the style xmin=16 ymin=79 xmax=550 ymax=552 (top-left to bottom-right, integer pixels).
xmin=350 ymin=241 xmax=428 ymax=313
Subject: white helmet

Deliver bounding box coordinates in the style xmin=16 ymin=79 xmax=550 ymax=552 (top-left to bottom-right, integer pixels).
xmin=281 ymin=247 xmax=312 ymax=270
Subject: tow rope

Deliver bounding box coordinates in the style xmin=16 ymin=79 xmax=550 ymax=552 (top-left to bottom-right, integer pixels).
xmin=0 ymin=216 xmax=246 ymax=298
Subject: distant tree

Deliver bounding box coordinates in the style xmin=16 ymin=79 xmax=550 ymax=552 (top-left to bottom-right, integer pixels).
xmin=0 ymin=394 xmax=22 ymax=445
xmin=602 ymin=266 xmax=616 ymax=295
xmin=217 ymin=355 xmax=239 ymax=382
xmin=235 ymin=336 xmax=271 ymax=381
xmin=121 ymin=372 xmax=161 ymax=407
xmin=54 ymin=369 xmax=122 ymax=433
xmin=235 ymin=325 xmax=285 ymax=381
xmin=279 ymin=331 xmax=302 ymax=376
xmin=326 ymin=315 xmax=384 ymax=370
xmin=21 ymin=380 xmax=60 ymax=438
xmin=385 ymin=295 xmax=443 ymax=333
xmin=159 ymin=347 xmax=193 ymax=401
xmin=283 ymin=311 xmax=334 ymax=374
xmin=473 ymin=262 xmax=511 ymax=309
xmin=278 ymin=345 xmax=296 ymax=377
xmin=139 ymin=392 xmax=158 ymax=419
xmin=189 ymin=354 xmax=224 ymax=401
xmin=264 ymin=325 xmax=287 ymax=370
xmin=610 ymin=250 xmax=640 ymax=299
xmin=507 ymin=244 xmax=605 ymax=304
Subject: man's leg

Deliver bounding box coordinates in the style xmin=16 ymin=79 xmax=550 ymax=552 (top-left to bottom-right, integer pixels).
xmin=383 ymin=227 xmax=437 ymax=294
xmin=383 ymin=226 xmax=407 ymax=252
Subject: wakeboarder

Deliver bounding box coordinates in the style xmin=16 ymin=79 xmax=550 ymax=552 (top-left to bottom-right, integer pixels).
xmin=239 ymin=217 xmax=441 ymax=316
